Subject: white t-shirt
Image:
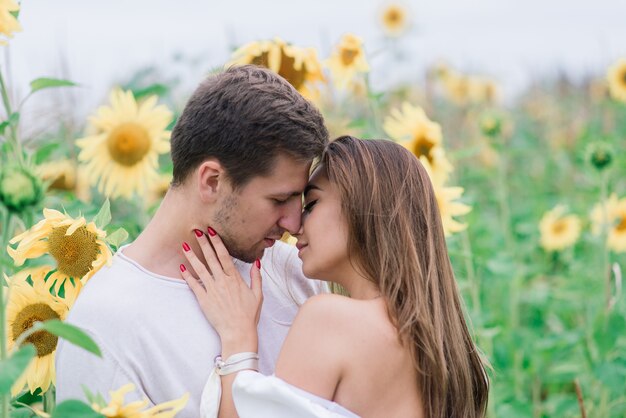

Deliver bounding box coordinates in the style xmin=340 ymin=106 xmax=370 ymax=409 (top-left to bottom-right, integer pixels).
xmin=55 ymin=241 xmax=323 ymax=418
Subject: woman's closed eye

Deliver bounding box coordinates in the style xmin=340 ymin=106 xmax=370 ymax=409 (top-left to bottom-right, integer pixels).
xmin=303 ymin=200 xmax=318 ymax=214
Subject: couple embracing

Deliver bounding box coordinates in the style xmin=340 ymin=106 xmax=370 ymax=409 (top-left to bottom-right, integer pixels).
xmin=56 ymin=65 xmax=489 ymax=418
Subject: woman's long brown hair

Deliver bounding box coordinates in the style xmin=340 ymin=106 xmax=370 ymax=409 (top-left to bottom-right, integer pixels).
xmin=321 ymin=136 xmax=489 ymax=418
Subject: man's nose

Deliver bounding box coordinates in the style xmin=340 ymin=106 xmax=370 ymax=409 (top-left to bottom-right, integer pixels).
xmin=278 ymin=199 xmax=303 ymax=235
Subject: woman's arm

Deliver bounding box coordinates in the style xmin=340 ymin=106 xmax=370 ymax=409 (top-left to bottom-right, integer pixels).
xmin=179 ymin=229 xmax=263 ymax=418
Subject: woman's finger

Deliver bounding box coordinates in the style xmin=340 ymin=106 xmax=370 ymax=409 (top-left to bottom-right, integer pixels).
xmin=207 ymin=226 xmax=238 ymax=276
xmin=250 ymin=258 xmax=263 ymax=303
xmin=179 ymin=263 xmax=206 ymax=298
xmin=193 ymin=229 xmax=225 ymax=279
xmin=181 ymin=241 xmax=213 ymax=289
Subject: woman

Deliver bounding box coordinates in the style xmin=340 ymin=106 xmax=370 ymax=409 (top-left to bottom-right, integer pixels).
xmin=179 ymin=136 xmax=489 ymax=418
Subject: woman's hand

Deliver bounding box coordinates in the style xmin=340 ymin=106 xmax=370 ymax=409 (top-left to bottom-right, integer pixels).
xmin=179 ymin=227 xmax=263 ymax=356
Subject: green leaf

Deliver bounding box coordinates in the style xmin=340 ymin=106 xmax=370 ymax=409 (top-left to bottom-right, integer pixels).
xmin=82 ymin=385 xmax=106 ymax=407
xmin=10 ymin=409 xmax=36 ymax=418
xmin=133 ymin=83 xmax=169 ymax=100
xmin=93 ymin=199 xmax=111 ymax=229
xmin=0 ymin=112 xmax=20 ymax=135
xmin=51 ymin=400 xmax=105 ymax=418
xmin=34 ymin=142 xmax=61 ymax=165
xmin=0 ymin=344 xmax=36 ymax=394
xmin=105 ymin=227 xmax=128 ymax=249
xmin=36 ymin=320 xmax=101 ymax=357
xmin=30 ymin=78 xmax=78 ymax=94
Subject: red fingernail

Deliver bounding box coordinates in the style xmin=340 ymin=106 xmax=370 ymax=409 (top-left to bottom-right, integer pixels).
xmin=207 ymin=227 xmax=216 ymax=237
xmin=194 ymin=229 xmax=203 ymax=237
xmin=182 ymin=242 xmax=190 ymax=252
xmin=255 ymin=259 xmax=261 ymax=269
xmin=180 ymin=264 xmax=186 ymax=272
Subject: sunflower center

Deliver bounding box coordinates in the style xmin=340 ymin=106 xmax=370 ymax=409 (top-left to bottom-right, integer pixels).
xmin=48 ymin=225 xmax=100 ymax=278
xmin=107 ymin=122 xmax=151 ymax=166
xmin=616 ymin=216 xmax=626 ymax=232
xmin=412 ymin=136 xmax=435 ymax=159
xmin=12 ymin=303 xmax=60 ymax=357
xmin=552 ymin=220 xmax=567 ymax=235
xmin=251 ymin=49 xmax=307 ymax=91
xmin=278 ymin=50 xmax=307 ymax=91
xmin=341 ymin=48 xmax=358 ymax=66
xmin=385 ymin=9 xmax=402 ymax=25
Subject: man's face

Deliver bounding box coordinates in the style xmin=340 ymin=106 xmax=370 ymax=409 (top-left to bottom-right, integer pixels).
xmin=212 ymin=154 xmax=311 ymax=263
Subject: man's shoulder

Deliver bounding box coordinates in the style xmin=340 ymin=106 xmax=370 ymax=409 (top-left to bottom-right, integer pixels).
xmin=261 ymin=241 xmax=327 ymax=301
xmin=67 ymin=254 xmax=161 ymax=326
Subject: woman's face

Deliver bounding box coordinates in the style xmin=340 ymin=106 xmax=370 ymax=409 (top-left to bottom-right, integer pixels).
xmin=295 ymin=166 xmax=350 ymax=282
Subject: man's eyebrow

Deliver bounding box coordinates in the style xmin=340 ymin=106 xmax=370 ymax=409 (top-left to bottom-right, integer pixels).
xmin=304 ymin=184 xmax=321 ymax=196
xmin=272 ymin=191 xmax=304 ymax=198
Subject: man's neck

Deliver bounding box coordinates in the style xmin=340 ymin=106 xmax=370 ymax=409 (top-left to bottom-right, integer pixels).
xmin=123 ymin=188 xmax=206 ymax=280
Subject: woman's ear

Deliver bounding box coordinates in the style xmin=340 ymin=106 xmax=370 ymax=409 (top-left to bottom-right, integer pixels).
xmin=197 ymin=159 xmax=226 ymax=203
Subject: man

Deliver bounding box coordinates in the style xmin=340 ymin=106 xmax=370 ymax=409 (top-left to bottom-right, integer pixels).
xmin=55 ymin=65 xmax=329 ymax=417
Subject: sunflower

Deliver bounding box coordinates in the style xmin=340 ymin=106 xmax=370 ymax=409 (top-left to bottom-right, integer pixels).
xmin=379 ymin=3 xmax=409 ymax=37
xmin=0 ymin=164 xmax=44 ymax=213
xmin=420 ymin=159 xmax=471 ymax=236
xmin=539 ymin=205 xmax=581 ymax=251
xmin=92 ymin=383 xmax=189 ymax=418
xmin=6 ymin=266 xmax=73 ymax=396
xmin=280 ymin=231 xmax=298 ymax=246
xmin=145 ymin=172 xmax=172 ymax=208
xmin=7 ymin=208 xmax=112 ymax=300
xmin=467 ymin=77 xmax=499 ymax=104
xmin=607 ymin=58 xmax=626 ymax=103
xmin=442 ymin=73 xmax=470 ymax=106
xmin=37 ymin=159 xmax=77 ymax=191
xmin=383 ymin=102 xmax=452 ymax=183
xmin=76 ymin=89 xmax=173 ymax=200
xmin=0 ymin=0 xmax=21 ymax=44
xmin=591 ymin=194 xmax=626 ymax=253
xmin=325 ymin=34 xmax=369 ymax=90
xmin=37 ymin=159 xmax=94 ymax=202
xmin=228 ymin=37 xmax=325 ymax=101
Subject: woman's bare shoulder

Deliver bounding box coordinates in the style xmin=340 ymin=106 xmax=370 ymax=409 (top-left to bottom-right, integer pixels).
xmin=293 ymin=293 xmax=393 ymax=340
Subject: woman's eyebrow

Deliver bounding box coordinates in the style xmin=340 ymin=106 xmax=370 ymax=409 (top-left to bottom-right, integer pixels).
xmin=304 ymin=184 xmax=321 ymax=196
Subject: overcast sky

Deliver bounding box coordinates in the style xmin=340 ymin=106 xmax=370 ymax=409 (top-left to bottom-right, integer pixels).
xmin=4 ymin=0 xmax=626 ymax=135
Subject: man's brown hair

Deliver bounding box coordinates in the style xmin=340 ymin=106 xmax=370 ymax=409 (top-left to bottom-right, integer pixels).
xmin=171 ymin=65 xmax=328 ymax=188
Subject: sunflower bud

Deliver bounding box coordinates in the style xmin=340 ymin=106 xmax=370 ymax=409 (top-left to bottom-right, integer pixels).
xmin=479 ymin=114 xmax=502 ymax=138
xmin=0 ymin=165 xmax=44 ymax=212
xmin=586 ymin=141 xmax=614 ymax=171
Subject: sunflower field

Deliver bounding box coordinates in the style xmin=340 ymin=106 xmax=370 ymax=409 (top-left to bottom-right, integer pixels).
xmin=1 ymin=2 xmax=626 ymax=417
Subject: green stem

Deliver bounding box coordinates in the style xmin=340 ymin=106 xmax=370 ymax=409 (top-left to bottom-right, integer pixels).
xmin=43 ymin=387 xmax=55 ymax=414
xmin=496 ymin=145 xmax=513 ymax=251
xmin=510 ymin=273 xmax=523 ymax=399
xmin=599 ymin=388 xmax=609 ymax=417
xmin=599 ymin=170 xmax=611 ymax=313
xmin=1 ymin=210 xmax=10 ymax=260
xmin=461 ymin=227 xmax=481 ymax=317
xmin=0 ymin=264 xmax=8 ymax=418
xmin=532 ymin=375 xmax=541 ymax=418
xmin=0 ymin=66 xmax=23 ymax=165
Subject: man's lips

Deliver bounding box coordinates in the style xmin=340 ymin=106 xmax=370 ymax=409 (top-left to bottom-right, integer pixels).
xmin=264 ymin=238 xmax=278 ymax=247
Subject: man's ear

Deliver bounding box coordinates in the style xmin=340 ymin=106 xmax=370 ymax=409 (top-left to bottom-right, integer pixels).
xmin=197 ymin=159 xmax=227 ymax=203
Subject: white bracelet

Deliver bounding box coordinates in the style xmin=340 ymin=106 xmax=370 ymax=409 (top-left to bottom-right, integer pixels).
xmin=214 ymin=352 xmax=259 ymax=376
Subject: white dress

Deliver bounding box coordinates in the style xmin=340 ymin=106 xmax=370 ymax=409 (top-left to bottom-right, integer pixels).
xmin=200 ymin=370 xmax=360 ymax=418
